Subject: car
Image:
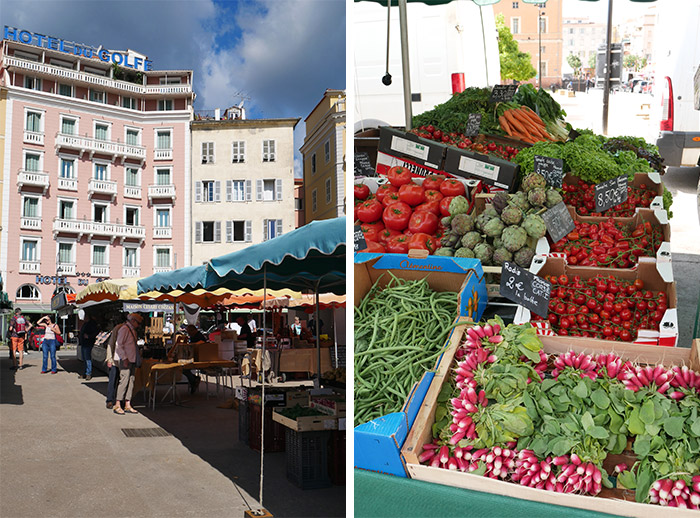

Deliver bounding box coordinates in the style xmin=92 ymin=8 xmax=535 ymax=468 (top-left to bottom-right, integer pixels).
xmin=26 ymin=326 xmax=45 ymax=351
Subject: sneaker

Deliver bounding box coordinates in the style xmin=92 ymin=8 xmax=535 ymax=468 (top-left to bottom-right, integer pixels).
xmin=41 ymin=370 xmax=48 ymax=374
xmin=51 ymin=371 xmax=57 ymax=374
xmin=78 ymin=374 xmax=86 ymax=379
xmin=85 ymin=375 xmax=92 ymax=381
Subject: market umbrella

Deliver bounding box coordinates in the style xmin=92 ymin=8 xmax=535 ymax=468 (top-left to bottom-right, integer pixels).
xmin=76 ymin=278 xmax=140 ymax=303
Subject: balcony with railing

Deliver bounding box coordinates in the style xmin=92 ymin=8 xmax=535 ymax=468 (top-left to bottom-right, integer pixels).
xmin=153 ymin=266 xmax=173 ymax=273
xmin=154 ymin=148 xmax=173 ymax=161
xmin=153 ymin=226 xmax=172 ymax=239
xmin=4 ymin=56 xmax=193 ymax=97
xmin=58 ymin=177 xmax=78 ymax=191
xmin=88 ymin=178 xmax=118 ymax=200
xmin=124 ymin=185 xmax=142 ymax=199
xmin=55 ymin=133 xmax=146 ymax=162
xmin=122 ymin=266 xmax=141 ymax=278
xmin=90 ymin=264 xmax=110 ymax=277
xmin=52 ymin=218 xmax=146 ymax=243
xmin=24 ymin=130 xmax=44 ymax=146
xmin=17 ymin=169 xmax=50 ymax=193
xmin=19 ymin=260 xmax=40 ymax=274
xmin=56 ymin=263 xmax=76 ymax=276
xmin=20 ymin=216 xmax=42 ymax=230
xmin=148 ymin=184 xmax=176 ymax=201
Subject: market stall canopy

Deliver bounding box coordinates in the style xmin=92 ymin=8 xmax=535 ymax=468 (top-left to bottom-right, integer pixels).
xmin=264 ymin=293 xmax=346 ymax=311
xmin=146 ymin=287 xmax=302 ymax=308
xmin=76 ymin=278 xmax=139 ymax=303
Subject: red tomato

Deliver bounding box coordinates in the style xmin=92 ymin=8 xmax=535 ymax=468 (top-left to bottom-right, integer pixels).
xmin=356 ymin=199 xmax=383 ymax=223
xmin=375 ymin=183 xmax=398 ymax=203
xmin=424 ymin=189 xmax=444 ymax=203
xmin=360 ymin=221 xmax=385 ymax=242
xmin=408 ymin=211 xmax=439 ymax=235
xmin=440 ymin=179 xmax=466 ymax=197
xmin=422 ymin=174 xmax=446 ymax=191
xmin=377 ymin=228 xmax=403 ymax=245
xmin=398 ymin=183 xmax=425 ymax=207
xmin=386 ymin=234 xmax=410 ymax=254
xmin=387 ymin=166 xmax=412 ymax=187
xmin=439 ymin=196 xmax=455 ymax=217
xmin=407 ymin=233 xmax=438 ymax=254
xmin=381 ymin=192 xmax=402 ymax=208
xmin=414 ymin=200 xmax=441 ymax=215
xmin=363 ymin=240 xmax=386 ymax=253
xmin=354 ymin=199 xmax=362 ymax=221
xmin=382 ymin=202 xmax=412 ymax=231
xmin=354 ymin=184 xmax=370 ymax=201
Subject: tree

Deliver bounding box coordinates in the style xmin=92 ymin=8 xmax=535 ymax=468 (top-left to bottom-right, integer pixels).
xmin=566 ymin=54 xmax=582 ymax=77
xmin=495 ymin=14 xmax=537 ymax=82
xmin=588 ymin=54 xmax=597 ymax=69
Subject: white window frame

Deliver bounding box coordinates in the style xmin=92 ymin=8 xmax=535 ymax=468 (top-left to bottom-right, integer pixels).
xmin=158 ymin=99 xmax=174 ymax=111
xmin=56 ymin=238 xmax=76 ymax=267
xmin=201 ymin=142 xmax=215 ymax=164
xmin=14 ymin=50 xmax=40 ymax=61
xmin=195 ymin=180 xmax=221 ymax=203
xmin=154 ymin=166 xmax=172 ymax=185
xmin=57 ymin=196 xmax=77 ymax=220
xmin=91 ymin=242 xmax=110 ymax=266
xmin=325 ymin=178 xmax=332 ymax=204
xmin=21 ymin=195 xmax=41 ymax=218
xmin=311 ymin=153 xmax=316 ymax=175
xmin=154 ymin=205 xmax=172 ymax=228
xmin=59 ymin=114 xmax=79 ymax=136
xmin=122 ymin=96 xmax=137 ymax=110
xmin=92 ymin=201 xmax=109 ymax=223
xmin=16 ymin=283 xmax=41 ymax=300
xmin=256 ymin=179 xmax=283 ymax=202
xmin=57 ymin=153 xmax=78 ymax=179
xmin=92 ymin=159 xmax=110 ymax=180
xmin=51 ymin=58 xmax=75 ymax=70
xmin=324 ymin=139 xmax=331 ymax=163
xmin=226 ymin=179 xmax=251 ymax=202
xmin=23 ymin=149 xmax=44 ymax=172
xmin=124 ymin=205 xmax=141 ymax=226
xmin=93 ymin=120 xmax=112 ymax=141
xmin=511 ymin=17 xmax=521 ymax=35
xmin=155 ymin=128 xmax=173 ymax=150
xmin=123 ymin=246 xmax=140 ymax=268
xmin=312 ymin=189 xmax=318 ymax=213
xmin=124 ymin=166 xmax=141 ymax=187
xmin=24 ymin=107 xmax=45 ymax=133
xmin=262 ymin=139 xmax=276 ymax=162
xmin=20 ymin=236 xmax=41 ymax=262
xmin=226 ymin=220 xmax=252 ymax=243
xmin=24 ymin=75 xmax=41 ymax=91
xmin=195 ymin=221 xmax=221 ymax=244
xmin=124 ymin=126 xmax=142 ymax=146
xmin=539 ymin=16 xmax=548 ymax=34
xmin=541 ymin=61 xmax=548 ymax=77
xmin=159 ymin=77 xmax=182 ymax=85
xmin=231 ymin=141 xmax=246 ymax=163
xmin=89 ymin=88 xmax=106 ymax=104
xmin=153 ymin=246 xmax=173 ymax=268
xmin=58 ymin=83 xmax=73 ymax=97
xmin=263 ymin=219 xmax=283 ymax=241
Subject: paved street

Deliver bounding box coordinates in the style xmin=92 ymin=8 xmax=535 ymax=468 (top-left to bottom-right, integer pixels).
xmin=0 ymin=349 xmax=345 ymax=518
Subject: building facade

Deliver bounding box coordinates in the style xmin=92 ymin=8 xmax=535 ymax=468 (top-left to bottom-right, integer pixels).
xmin=190 ymin=109 xmax=299 ymax=265
xmin=493 ymin=0 xmax=563 ymax=88
xmin=0 ymin=29 xmax=194 ymax=311
xmin=294 ymin=177 xmax=305 ymax=229
xmin=562 ymin=18 xmax=607 ymax=73
xmin=300 ymin=89 xmax=345 ymax=223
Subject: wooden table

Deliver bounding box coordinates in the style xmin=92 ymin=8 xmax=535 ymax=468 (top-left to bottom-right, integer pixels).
xmin=279 ymin=348 xmax=331 ymax=377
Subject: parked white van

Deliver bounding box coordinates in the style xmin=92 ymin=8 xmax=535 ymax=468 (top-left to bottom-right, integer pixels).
xmin=354 ymin=1 xmax=500 ymax=132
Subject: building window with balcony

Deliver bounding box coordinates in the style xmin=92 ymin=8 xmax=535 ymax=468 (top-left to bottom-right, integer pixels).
xmin=58 ymin=83 xmax=72 ymax=97
xmin=263 ymin=219 xmax=283 ymax=241
xmin=89 ymin=89 xmax=105 ymax=103
xmin=325 ymin=178 xmax=332 ymax=204
xmin=125 ymin=167 xmax=140 ymax=187
xmin=257 ymin=179 xmax=282 ymax=202
xmin=16 ymin=284 xmax=41 ymax=300
xmin=61 ymin=117 xmax=77 ymax=135
xmin=125 ymin=207 xmax=140 ymax=226
xmin=195 ymin=221 xmax=221 ymax=243
xmin=122 ymin=96 xmax=137 ymax=110
xmin=22 ymin=196 xmax=40 ymax=218
xmin=92 ymin=244 xmax=108 ymax=267
xmin=263 ymin=140 xmax=276 ymax=162
xmin=312 ymin=189 xmax=317 ymax=213
xmin=126 ymin=128 xmax=140 ymax=146
xmin=201 ymin=142 xmax=214 ymax=164
xmin=156 ymin=168 xmax=171 ymax=185
xmin=21 ymin=239 xmax=39 ymax=262
xmin=156 ymin=130 xmax=171 ymax=150
xmin=226 ymin=179 xmax=250 ymax=202
xmin=25 ymin=110 xmax=43 ymax=133
xmin=95 ymin=123 xmax=109 ymax=141
xmin=94 ymin=163 xmax=108 ymax=181
xmin=511 ymin=17 xmax=520 ymax=34
xmin=93 ymin=203 xmax=107 ymax=223
xmin=156 ymin=208 xmax=171 ymax=228
xmin=24 ymin=76 xmax=41 ymax=91
xmin=311 ymin=153 xmax=316 ymax=175
xmin=155 ymin=248 xmax=171 ymax=268
xmin=24 ymin=152 xmax=41 ymax=172
xmin=195 ymin=180 xmax=220 ymax=203
xmin=58 ymin=199 xmax=75 ymax=220
xmin=325 ymin=140 xmax=331 ymax=163
xmin=60 ymin=158 xmax=75 ymax=179
xmin=232 ymin=141 xmax=245 ymax=163
xmin=124 ymin=247 xmax=138 ymax=267
xmin=226 ymin=220 xmax=252 ymax=243
xmin=158 ymin=99 xmax=174 ymax=111
xmin=58 ymin=242 xmax=75 ymax=270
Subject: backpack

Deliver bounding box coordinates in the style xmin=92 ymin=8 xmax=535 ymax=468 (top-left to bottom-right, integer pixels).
xmin=14 ymin=317 xmax=27 ymax=334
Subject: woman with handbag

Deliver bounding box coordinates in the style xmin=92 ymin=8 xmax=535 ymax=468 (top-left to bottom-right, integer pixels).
xmin=37 ymin=316 xmax=61 ymax=374
xmin=113 ymin=313 xmax=143 ymax=415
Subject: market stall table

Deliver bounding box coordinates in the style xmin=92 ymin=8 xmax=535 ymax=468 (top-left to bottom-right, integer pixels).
xmin=279 ymin=348 xmax=332 ymax=378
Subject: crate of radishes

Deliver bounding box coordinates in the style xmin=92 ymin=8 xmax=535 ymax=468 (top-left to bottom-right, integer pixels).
xmin=401 ymin=318 xmax=700 ymax=516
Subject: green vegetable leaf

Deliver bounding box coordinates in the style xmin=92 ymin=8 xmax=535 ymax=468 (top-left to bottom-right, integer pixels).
xmin=645 ymin=423 xmax=660 ymax=436
xmin=633 ymin=436 xmax=651 ymax=457
xmin=617 ymin=470 xmax=636 ymax=490
xmin=639 ymin=400 xmax=655 ymax=425
xmin=540 ymin=378 xmax=556 ymax=392
xmin=518 ymin=343 xmax=541 ymax=363
xmin=628 ymin=408 xmax=646 ymax=435
xmin=573 ymin=380 xmax=589 ymax=399
xmin=471 ymin=462 xmax=488 ymax=477
xmin=653 ymin=449 xmax=667 ymax=462
xmin=518 ymin=330 xmax=541 ymax=352
xmin=581 ymin=412 xmax=595 ymax=432
xmin=635 ymin=467 xmax=653 ymax=503
xmin=591 ymin=389 xmax=610 ymax=410
xmin=691 ymin=418 xmax=700 ymax=437
xmin=435 ymin=405 xmax=448 ymax=422
xmin=437 ymin=382 xmax=453 ymax=403
xmin=551 ymin=438 xmax=575 ymax=457
xmin=663 ymin=416 xmax=684 ymax=438
xmin=588 ymin=426 xmax=609 ymax=440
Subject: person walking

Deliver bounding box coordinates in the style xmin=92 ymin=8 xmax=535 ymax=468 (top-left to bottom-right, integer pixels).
xmin=37 ymin=315 xmax=60 ymax=374
xmin=105 ymin=320 xmax=125 ymax=409
xmin=8 ymin=308 xmax=29 ymax=370
xmin=113 ymin=313 xmax=143 ymax=415
xmin=78 ymin=314 xmax=99 ymax=380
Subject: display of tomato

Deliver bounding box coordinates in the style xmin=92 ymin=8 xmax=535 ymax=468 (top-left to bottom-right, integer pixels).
xmin=354 ymin=199 xmax=363 ymax=221
xmin=439 ymin=179 xmax=466 ymax=197
xmin=360 ymin=221 xmax=385 ymax=242
xmin=386 ymin=234 xmax=410 ymax=254
xmin=377 ymin=228 xmax=403 ymax=245
xmin=387 ymin=166 xmax=412 ymax=187
xmin=354 ymin=183 xmax=370 ymax=201
xmin=398 ymin=183 xmax=425 ymax=206
xmin=424 ymin=189 xmax=444 ymax=203
xmin=561 ymin=179 xmax=657 ymax=217
xmin=414 ymin=200 xmax=441 ymax=215
xmin=356 ymin=199 xmax=383 ymax=223
xmin=382 ymin=201 xmax=412 ymax=231
xmin=381 ymin=192 xmax=402 ymax=208
xmin=375 ymin=183 xmax=398 ymax=203
xmin=362 ymin=240 xmax=386 ymax=253
xmin=407 ymin=233 xmax=438 ymax=254
xmin=422 ymin=174 xmax=446 ymax=191
xmin=407 ymin=211 xmax=439 ymax=235
xmin=439 ymin=196 xmax=455 ymax=217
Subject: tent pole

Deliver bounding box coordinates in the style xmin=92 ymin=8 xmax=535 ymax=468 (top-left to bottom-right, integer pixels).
xmin=398 ymin=0 xmax=412 ymax=130
xmin=602 ymin=0 xmax=614 ymax=134
xmin=259 ymin=266 xmax=267 ymax=510
xmin=315 ymin=280 xmax=321 ymax=390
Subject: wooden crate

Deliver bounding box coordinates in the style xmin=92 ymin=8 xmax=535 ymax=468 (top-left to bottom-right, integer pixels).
xmin=273 ymin=410 xmax=338 ymax=432
xmin=401 ymin=335 xmax=700 ymax=518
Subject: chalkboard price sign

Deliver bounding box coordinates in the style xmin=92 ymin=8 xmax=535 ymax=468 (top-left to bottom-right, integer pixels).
xmin=465 ymin=113 xmax=482 ymax=137
xmin=489 ymin=84 xmax=518 ymax=104
xmin=533 ymin=155 xmax=564 ymax=188
xmin=354 ymin=152 xmax=376 ymax=178
xmin=541 ymin=201 xmax=576 ymax=243
xmin=594 ymin=175 xmax=628 ymax=213
xmin=354 ymin=225 xmax=367 ymax=252
xmin=568 ymin=127 xmax=581 ymax=141
xmin=499 ymin=261 xmax=551 ymax=318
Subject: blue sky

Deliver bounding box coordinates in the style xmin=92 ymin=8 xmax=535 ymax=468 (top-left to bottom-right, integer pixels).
xmin=2 ymin=0 xmax=347 ymax=175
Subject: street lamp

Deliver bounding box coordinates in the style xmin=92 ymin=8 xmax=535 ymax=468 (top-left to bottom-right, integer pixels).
xmin=537 ymin=8 xmax=546 ymax=88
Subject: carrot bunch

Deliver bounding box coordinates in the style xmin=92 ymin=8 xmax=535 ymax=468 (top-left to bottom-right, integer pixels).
xmin=498 ymin=106 xmax=552 ymax=144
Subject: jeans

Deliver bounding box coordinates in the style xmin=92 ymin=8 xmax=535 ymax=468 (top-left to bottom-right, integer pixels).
xmin=42 ymin=339 xmax=58 ymax=372
xmin=106 ymin=364 xmax=119 ymax=404
xmin=81 ymin=346 xmax=93 ymax=376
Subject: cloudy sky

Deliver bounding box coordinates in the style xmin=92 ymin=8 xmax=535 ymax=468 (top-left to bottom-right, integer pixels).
xmin=2 ymin=0 xmax=347 ymax=175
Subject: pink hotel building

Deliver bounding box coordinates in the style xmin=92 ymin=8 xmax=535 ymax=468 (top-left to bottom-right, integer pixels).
xmin=1 ymin=27 xmax=194 ymax=311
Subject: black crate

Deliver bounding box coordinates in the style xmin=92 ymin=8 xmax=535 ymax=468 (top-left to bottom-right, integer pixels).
xmin=238 ymin=399 xmax=249 ymax=444
xmin=328 ymin=429 xmax=345 ymax=485
xmin=285 ymin=429 xmax=331 ymax=490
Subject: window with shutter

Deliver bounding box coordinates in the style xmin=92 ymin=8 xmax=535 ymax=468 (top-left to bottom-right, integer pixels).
xmin=311 ymin=154 xmax=316 ymax=174
xmin=226 ymin=221 xmax=233 ymax=243
xmin=275 ymin=179 xmax=283 ymax=201
xmin=245 ymin=180 xmax=252 ymax=202
xmin=245 ymin=220 xmax=252 ymax=242
xmin=195 ymin=181 xmax=202 ymax=203
xmin=275 ymin=219 xmax=282 ymax=238
xmin=232 ymin=141 xmax=245 ymax=163
xmin=256 ymin=179 xmax=263 ymax=201
xmin=195 ymin=221 xmax=202 ymax=243
xmin=263 ymin=220 xmax=268 ymax=241
xmin=214 ymin=181 xmax=221 ymax=202
xmin=325 ymin=140 xmax=331 ymax=163
xmin=226 ymin=180 xmax=232 ymax=202
xmin=202 ymin=142 xmax=214 ymax=164
xmin=263 ymin=140 xmax=276 ymax=162
xmin=312 ymin=189 xmax=317 ymax=212
xmin=326 ymin=178 xmax=332 ymax=204
xmin=214 ymin=221 xmax=221 ymax=243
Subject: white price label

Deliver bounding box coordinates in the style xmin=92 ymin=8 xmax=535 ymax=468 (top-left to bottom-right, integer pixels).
xmin=390 ymin=136 xmax=430 ymax=161
xmin=458 ymin=156 xmax=500 ymax=181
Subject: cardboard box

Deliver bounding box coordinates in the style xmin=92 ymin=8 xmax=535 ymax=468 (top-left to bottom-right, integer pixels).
xmin=376 ymin=126 xmax=449 ymax=178
xmin=564 ymin=172 xmax=666 ymax=216
xmin=222 ymin=330 xmax=238 ymax=340
xmin=286 ymin=389 xmax=310 ymax=408
xmin=444 ymin=146 xmax=521 ymax=191
xmin=514 ymin=256 xmax=677 ymax=347
xmin=272 ymin=409 xmax=338 ymax=432
xmin=401 ymin=331 xmax=700 ymax=518
xmin=310 ymin=395 xmax=346 ymax=417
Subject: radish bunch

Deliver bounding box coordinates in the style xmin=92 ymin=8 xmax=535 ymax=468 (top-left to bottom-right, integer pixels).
xmin=668 ymin=365 xmax=700 ymax=400
xmin=621 ymin=365 xmax=675 ymax=394
xmin=595 ymin=352 xmax=632 ymax=380
xmin=551 ymin=351 xmax=598 ymax=380
xmin=648 ymin=476 xmax=700 ymax=509
xmin=512 ymin=451 xmax=602 ymax=495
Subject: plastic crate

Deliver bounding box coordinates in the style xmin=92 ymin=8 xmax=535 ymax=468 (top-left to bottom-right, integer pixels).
xmin=249 ymin=402 xmax=285 ymax=453
xmin=238 ymin=399 xmax=249 ymax=445
xmin=285 ymin=429 xmax=331 ymax=490
xmin=328 ymin=429 xmax=345 ymax=485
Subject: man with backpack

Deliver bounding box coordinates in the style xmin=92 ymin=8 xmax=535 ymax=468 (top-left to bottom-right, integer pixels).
xmin=8 ymin=308 xmax=29 ymax=370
